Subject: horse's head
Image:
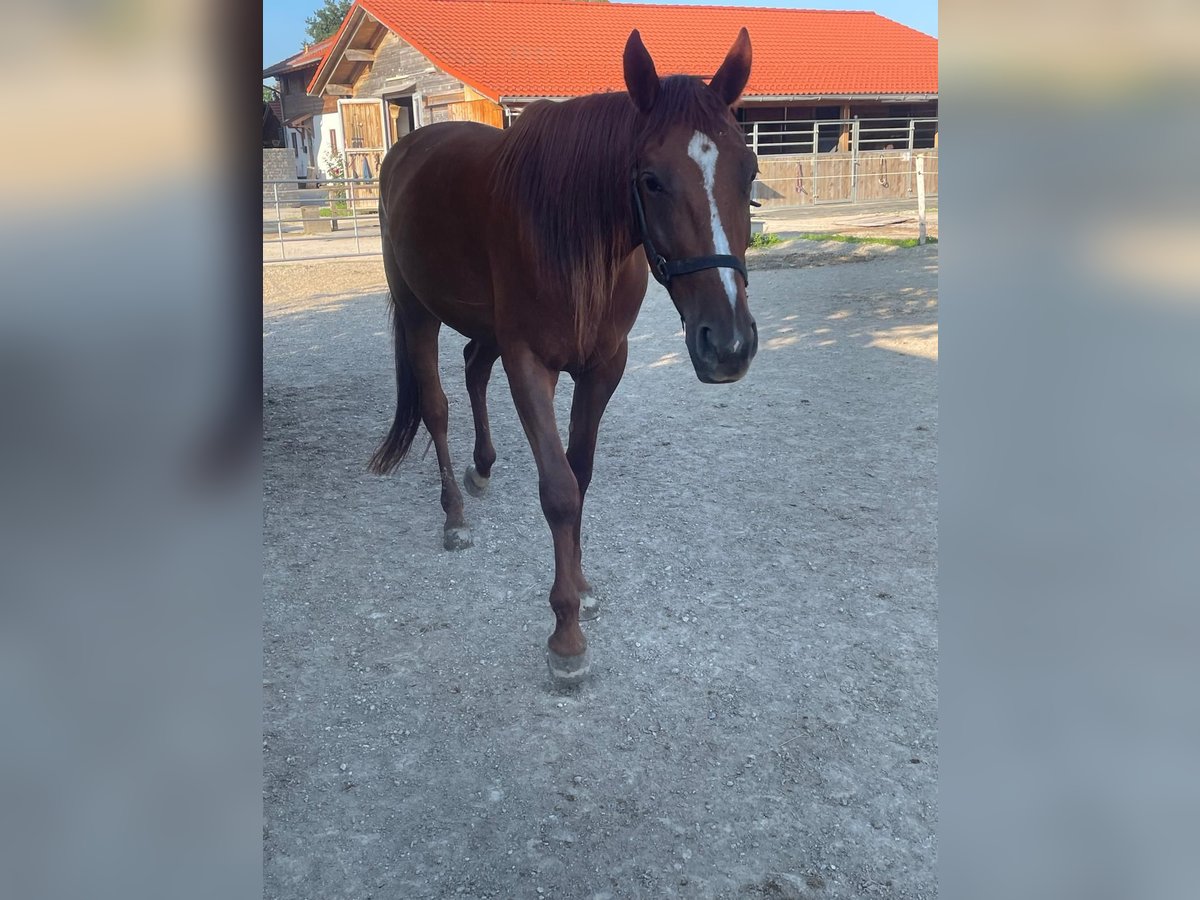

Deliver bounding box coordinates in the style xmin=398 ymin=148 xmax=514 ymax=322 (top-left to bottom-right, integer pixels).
xmin=625 ymin=28 xmax=759 ymax=384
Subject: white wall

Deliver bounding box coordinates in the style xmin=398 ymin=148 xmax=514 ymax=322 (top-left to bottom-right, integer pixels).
xmin=311 ymin=113 xmax=342 ymax=180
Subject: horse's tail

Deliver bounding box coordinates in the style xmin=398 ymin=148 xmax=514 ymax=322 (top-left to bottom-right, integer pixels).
xmin=368 ymin=306 xmax=421 ymax=474
xmin=368 ymin=239 xmax=422 ymax=474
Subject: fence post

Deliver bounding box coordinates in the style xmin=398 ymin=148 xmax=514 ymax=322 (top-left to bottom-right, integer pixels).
xmin=349 ymin=179 xmax=361 ymax=254
xmin=751 ymin=122 xmax=758 ymax=155
xmin=851 ymin=120 xmax=860 ymax=203
xmin=916 ymin=155 xmax=927 ymax=245
xmin=273 ymin=182 xmax=286 ymax=261
xmin=907 ymin=120 xmax=916 ymax=197
xmin=812 ymin=123 xmax=819 ymax=200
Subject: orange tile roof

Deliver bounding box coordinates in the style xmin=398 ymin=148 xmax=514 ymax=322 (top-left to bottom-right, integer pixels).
xmin=313 ymin=0 xmax=936 ymax=100
xmin=263 ymin=36 xmax=335 ymax=78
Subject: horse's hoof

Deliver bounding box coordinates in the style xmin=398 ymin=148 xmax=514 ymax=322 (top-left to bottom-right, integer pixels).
xmin=464 ymin=466 xmax=490 ymax=497
xmin=547 ymin=646 xmax=591 ymax=686
xmin=442 ymin=526 xmax=473 ymax=551
xmin=579 ymin=590 xmax=601 ymax=621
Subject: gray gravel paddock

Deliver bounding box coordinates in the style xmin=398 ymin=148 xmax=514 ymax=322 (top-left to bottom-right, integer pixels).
xmin=264 ymin=246 xmax=938 ymax=899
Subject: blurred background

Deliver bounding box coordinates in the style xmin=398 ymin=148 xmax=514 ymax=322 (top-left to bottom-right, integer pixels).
xmin=0 ymin=0 xmax=1196 ymax=898
xmin=940 ymin=2 xmax=1200 ymax=899
xmin=0 ymin=3 xmax=261 ymax=899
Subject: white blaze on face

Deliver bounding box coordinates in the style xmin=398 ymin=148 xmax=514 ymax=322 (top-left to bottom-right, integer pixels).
xmin=686 ymin=130 xmax=738 ymax=308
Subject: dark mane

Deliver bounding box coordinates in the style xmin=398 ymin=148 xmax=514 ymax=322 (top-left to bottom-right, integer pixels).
xmin=491 ymin=76 xmax=735 ymax=353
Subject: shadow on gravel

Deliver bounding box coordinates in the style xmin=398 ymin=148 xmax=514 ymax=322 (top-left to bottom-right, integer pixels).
xmin=264 ymin=248 xmax=939 ymax=900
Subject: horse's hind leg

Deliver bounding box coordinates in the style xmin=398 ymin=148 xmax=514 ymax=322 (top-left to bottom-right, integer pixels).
xmin=462 ymin=339 xmax=500 ymax=497
xmin=405 ymin=314 xmax=472 ymax=550
xmin=372 ymin=219 xmax=469 ymax=549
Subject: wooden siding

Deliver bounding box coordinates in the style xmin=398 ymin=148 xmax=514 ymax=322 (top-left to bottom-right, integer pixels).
xmin=276 ymin=69 xmax=324 ymax=123
xmin=429 ymin=99 xmax=504 ymax=127
xmin=343 ymin=31 xmax=503 ymax=131
xmin=353 ymin=32 xmax=461 ymax=104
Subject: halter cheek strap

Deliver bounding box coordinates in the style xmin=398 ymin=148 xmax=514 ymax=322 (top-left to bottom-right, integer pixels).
xmin=631 ymin=173 xmax=749 ymax=289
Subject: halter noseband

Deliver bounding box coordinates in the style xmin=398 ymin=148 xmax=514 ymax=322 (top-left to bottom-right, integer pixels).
xmin=631 ymin=172 xmax=749 ymax=289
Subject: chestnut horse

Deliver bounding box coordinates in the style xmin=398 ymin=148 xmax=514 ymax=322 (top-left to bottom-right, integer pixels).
xmin=369 ymin=29 xmax=759 ymax=684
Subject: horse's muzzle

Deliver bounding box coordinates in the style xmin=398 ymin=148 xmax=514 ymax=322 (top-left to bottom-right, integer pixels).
xmin=688 ymin=316 xmax=758 ymax=384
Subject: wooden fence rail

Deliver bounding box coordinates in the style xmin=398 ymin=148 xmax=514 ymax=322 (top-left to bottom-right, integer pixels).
xmin=753 ymin=150 xmax=938 ymax=209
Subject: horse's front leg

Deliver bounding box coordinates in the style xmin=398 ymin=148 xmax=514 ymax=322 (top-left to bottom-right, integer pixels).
xmin=502 ymin=346 xmax=590 ymax=684
xmin=566 ymin=340 xmax=628 ymax=620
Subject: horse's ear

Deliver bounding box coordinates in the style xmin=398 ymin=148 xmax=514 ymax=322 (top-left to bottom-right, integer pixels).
xmin=623 ymin=30 xmax=660 ymax=114
xmin=708 ymin=27 xmax=752 ymax=107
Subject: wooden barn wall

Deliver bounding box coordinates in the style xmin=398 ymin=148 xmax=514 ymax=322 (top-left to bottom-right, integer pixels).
xmin=437 ymin=99 xmax=503 ymax=128
xmin=351 ymin=32 xmax=502 ymax=128
xmin=277 ymin=69 xmax=324 ymax=122
xmin=354 ymin=33 xmax=461 ymax=98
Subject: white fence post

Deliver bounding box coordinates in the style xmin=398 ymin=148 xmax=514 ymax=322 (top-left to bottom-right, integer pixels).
xmin=349 ymin=179 xmax=361 ymax=254
xmin=916 ymin=155 xmax=927 ymax=245
xmin=851 ymin=119 xmax=860 ymax=203
xmin=907 ymin=119 xmax=916 ymax=196
xmin=273 ymin=182 xmax=285 ymax=261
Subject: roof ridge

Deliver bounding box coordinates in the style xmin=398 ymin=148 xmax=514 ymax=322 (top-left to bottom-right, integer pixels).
xmin=311 ymin=0 xmax=937 ymax=100
xmin=400 ymin=0 xmax=878 ymax=11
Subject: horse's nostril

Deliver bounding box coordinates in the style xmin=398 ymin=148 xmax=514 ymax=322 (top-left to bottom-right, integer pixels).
xmin=698 ymin=325 xmax=716 ymax=359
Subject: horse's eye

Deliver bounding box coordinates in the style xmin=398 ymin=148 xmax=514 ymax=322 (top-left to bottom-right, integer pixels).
xmin=642 ymin=173 xmax=665 ymax=194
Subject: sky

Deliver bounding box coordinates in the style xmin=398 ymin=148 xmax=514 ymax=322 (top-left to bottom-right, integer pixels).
xmin=264 ymin=0 xmax=938 ymax=71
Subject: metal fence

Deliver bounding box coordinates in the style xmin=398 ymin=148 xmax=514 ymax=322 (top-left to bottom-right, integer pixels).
xmin=741 ymin=117 xmax=938 ymax=205
xmin=743 ymin=117 xmax=937 ymax=156
xmin=264 ymin=118 xmax=938 ymax=262
xmin=263 ymin=179 xmax=382 ymax=263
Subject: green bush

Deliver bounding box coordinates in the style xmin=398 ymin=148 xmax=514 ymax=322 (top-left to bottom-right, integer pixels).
xmin=798 ymin=233 xmax=937 ymax=248
xmin=749 ymin=232 xmax=782 ymax=249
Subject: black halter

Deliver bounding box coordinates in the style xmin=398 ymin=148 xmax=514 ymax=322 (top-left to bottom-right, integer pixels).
xmin=631 ymin=172 xmax=749 ymax=289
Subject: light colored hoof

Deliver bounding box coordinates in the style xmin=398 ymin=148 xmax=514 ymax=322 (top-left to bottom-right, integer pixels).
xmin=547 ymin=646 xmax=591 ymax=686
xmin=464 ymin=466 xmax=490 ymax=497
xmin=579 ymin=590 xmax=600 ymax=621
xmin=442 ymin=526 xmax=473 ymax=551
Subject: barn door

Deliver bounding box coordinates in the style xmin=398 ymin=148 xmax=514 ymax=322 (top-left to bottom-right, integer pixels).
xmin=338 ymin=99 xmax=386 ymax=201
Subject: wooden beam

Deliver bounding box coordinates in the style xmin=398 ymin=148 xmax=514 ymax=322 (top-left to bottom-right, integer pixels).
xmin=326 ymin=84 xmax=354 ymax=96
xmin=344 ymin=49 xmax=374 ymax=62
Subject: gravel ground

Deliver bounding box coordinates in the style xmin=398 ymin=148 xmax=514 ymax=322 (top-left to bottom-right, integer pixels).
xmin=263 ymin=245 xmax=938 ymax=899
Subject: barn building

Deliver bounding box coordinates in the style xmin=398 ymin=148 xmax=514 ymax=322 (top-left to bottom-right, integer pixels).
xmin=263 ymin=37 xmax=336 ymax=181
xmin=270 ymin=0 xmax=938 ymax=206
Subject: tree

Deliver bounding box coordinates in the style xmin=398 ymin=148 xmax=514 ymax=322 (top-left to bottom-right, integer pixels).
xmin=263 ymin=85 xmax=275 ymax=103
xmin=305 ymin=0 xmax=352 ymax=44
